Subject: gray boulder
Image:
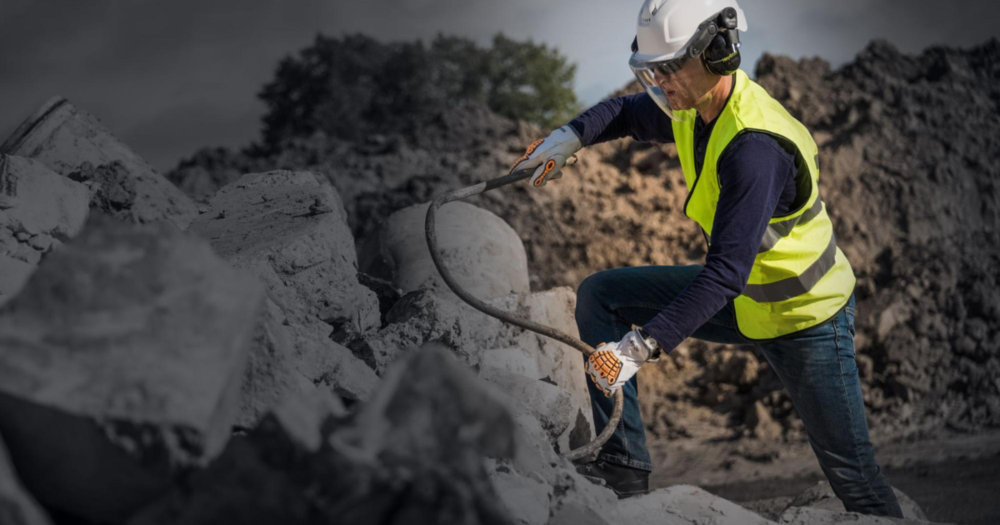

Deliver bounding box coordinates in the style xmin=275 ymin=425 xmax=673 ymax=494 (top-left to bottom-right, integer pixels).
xmin=0 ymin=155 xmax=89 ymax=305
xmin=618 ymin=485 xmax=774 ymax=525
xmin=189 ymin=170 xmax=380 ymax=426
xmin=0 ymin=97 xmax=198 ymax=229
xmin=360 ymin=201 xmax=530 ymax=302
xmin=778 ymin=506 xmax=942 ymax=524
xmin=131 ymin=343 xmax=516 ymax=525
xmin=0 ymin=216 xmax=261 ymax=523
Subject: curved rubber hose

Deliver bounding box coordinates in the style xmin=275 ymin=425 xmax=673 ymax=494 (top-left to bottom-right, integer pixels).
xmin=424 ymin=169 xmax=624 ymax=462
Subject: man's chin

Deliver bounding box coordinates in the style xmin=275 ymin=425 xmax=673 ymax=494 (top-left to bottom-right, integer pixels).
xmin=665 ymin=94 xmax=692 ymax=111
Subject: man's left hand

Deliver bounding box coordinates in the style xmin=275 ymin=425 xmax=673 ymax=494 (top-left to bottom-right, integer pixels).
xmin=586 ymin=329 xmax=659 ymax=397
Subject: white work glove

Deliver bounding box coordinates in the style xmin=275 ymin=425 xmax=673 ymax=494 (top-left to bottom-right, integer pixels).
xmin=510 ymin=125 xmax=582 ymax=187
xmin=586 ymin=328 xmax=661 ymax=397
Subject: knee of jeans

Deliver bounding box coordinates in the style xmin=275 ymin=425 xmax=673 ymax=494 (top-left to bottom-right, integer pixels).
xmin=575 ymin=272 xmax=612 ymax=320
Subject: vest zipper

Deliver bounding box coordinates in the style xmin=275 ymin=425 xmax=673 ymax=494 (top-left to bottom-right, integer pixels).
xmin=682 ymin=72 xmax=737 ymax=228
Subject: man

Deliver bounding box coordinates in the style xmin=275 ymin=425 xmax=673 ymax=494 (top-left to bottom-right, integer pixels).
xmin=508 ymin=0 xmax=903 ymax=517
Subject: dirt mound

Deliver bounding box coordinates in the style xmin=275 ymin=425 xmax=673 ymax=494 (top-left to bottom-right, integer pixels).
xmin=167 ymin=38 xmax=1000 ymax=443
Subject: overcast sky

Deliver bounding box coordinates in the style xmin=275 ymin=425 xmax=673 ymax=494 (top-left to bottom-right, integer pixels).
xmin=1 ymin=0 xmax=996 ymax=172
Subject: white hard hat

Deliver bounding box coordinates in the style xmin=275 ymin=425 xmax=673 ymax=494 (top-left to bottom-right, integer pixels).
xmin=632 ymin=0 xmax=747 ymax=65
xmin=629 ymin=0 xmax=748 ymax=120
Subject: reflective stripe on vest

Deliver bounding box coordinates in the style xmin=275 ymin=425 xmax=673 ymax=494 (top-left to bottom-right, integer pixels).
xmin=758 ymin=197 xmax=825 ymax=254
xmin=744 ymin=232 xmax=837 ymax=302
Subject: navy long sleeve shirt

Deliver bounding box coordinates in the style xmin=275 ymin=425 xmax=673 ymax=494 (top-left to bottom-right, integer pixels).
xmin=569 ymin=84 xmax=799 ymax=351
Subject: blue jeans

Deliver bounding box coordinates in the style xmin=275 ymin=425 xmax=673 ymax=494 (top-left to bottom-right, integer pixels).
xmin=575 ymin=265 xmax=903 ymax=518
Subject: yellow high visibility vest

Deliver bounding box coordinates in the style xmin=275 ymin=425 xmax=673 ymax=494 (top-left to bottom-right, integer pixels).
xmin=671 ymin=69 xmax=856 ymax=340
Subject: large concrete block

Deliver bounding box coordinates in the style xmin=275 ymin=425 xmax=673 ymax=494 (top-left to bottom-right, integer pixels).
xmin=189 ymin=170 xmax=380 ymax=424
xmin=191 ymin=170 xmax=378 ymax=332
xmin=235 ymin=296 xmax=315 ymax=427
xmin=132 ymin=344 xmax=516 ymax=525
xmin=349 ymin=286 xmax=595 ymax=450
xmin=489 ymin=287 xmax=594 ymax=444
xmin=0 ymin=432 xmax=51 ymax=525
xmin=0 ymin=97 xmax=198 ymax=229
xmin=618 ymin=485 xmax=774 ymax=525
xmin=0 ymin=217 xmax=261 ymax=522
xmin=0 ymin=155 xmax=89 ymax=305
xmin=480 ymin=367 xmax=576 ymax=452
xmin=360 ymin=201 xmax=530 ymax=302
xmin=778 ymin=506 xmax=938 ymax=525
xmin=488 ymin=460 xmax=552 ymax=525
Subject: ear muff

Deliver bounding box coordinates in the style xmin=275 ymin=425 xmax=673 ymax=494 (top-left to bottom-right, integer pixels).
xmin=702 ymin=7 xmax=741 ymax=76
xmin=702 ymin=32 xmax=741 ymax=76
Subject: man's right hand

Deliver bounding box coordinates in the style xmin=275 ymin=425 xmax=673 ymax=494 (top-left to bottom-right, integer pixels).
xmin=510 ymin=126 xmax=582 ymax=187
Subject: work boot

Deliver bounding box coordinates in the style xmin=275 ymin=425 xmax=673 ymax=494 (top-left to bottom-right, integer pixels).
xmin=575 ymin=459 xmax=649 ymax=498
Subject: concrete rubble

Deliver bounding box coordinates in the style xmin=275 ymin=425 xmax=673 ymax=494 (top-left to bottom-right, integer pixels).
xmin=618 ymin=485 xmax=775 ymax=525
xmin=189 ymin=170 xmax=381 ymax=426
xmin=1 ymin=97 xmax=199 ymax=229
xmin=360 ymin=200 xmax=531 ymax=301
xmin=0 ymin=154 xmax=89 ymax=305
xmin=130 ymin=344 xmax=516 ymax=525
xmin=0 ymin=216 xmax=261 ymax=523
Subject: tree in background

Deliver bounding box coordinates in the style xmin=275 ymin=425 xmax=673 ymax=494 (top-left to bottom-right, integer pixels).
xmin=484 ymin=34 xmax=581 ymax=132
xmin=257 ymin=33 xmax=580 ymax=150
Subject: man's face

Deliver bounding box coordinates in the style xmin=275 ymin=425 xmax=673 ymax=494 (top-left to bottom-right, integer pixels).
xmin=653 ymin=57 xmax=715 ymax=111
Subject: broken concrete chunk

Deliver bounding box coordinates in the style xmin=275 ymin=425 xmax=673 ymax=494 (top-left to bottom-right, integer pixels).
xmin=0 ymin=257 xmax=35 ymax=308
xmin=348 ymin=285 xmax=596 ymax=450
xmin=266 ymin=387 xmax=346 ymax=453
xmin=488 ymin=460 xmax=552 ymax=525
xmin=189 ymin=170 xmax=380 ymax=426
xmin=488 ymin=287 xmax=593 ymax=440
xmin=346 ymin=288 xmax=506 ymax=374
xmin=235 ymin=296 xmax=316 ymax=428
xmin=234 ymin=293 xmax=376 ymax=428
xmin=0 ymin=216 xmax=261 ymax=523
xmin=618 ymin=485 xmax=774 ymax=525
xmin=357 ymin=271 xmax=401 ymax=326
xmin=360 ymin=201 xmax=530 ymax=302
xmin=480 ymin=367 xmax=575 ymax=450
xmin=778 ymin=505 xmax=936 ymax=525
xmin=132 ymin=343 xmax=516 ymax=525
xmin=0 ymin=97 xmax=198 ymax=229
xmin=350 ymin=342 xmax=516 ymax=460
xmin=0 ymin=431 xmax=52 ymax=525
xmin=0 ymin=155 xmax=89 ymax=305
xmin=0 ymin=155 xmax=89 ymax=238
xmin=786 ymin=480 xmax=928 ymax=521
xmin=190 ymin=170 xmax=379 ymax=333
xmin=548 ymin=502 xmax=614 ymax=525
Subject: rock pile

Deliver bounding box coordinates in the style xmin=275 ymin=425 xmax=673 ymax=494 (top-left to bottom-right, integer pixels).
xmin=168 ymin=38 xmax=1000 ymax=445
xmin=0 ymin=155 xmax=89 ymax=305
